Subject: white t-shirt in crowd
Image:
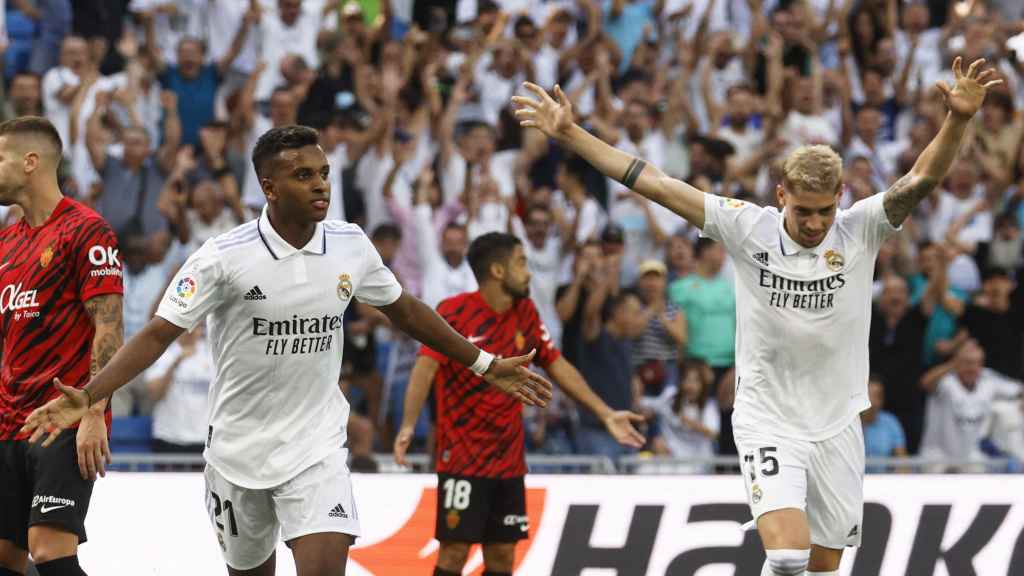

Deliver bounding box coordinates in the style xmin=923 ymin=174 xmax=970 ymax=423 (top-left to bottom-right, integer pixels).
xmin=130 ymin=0 xmax=204 ymax=66
xmin=640 ymin=394 xmax=720 ymax=471
xmin=255 ymin=7 xmax=321 ymax=101
xmin=440 ymin=149 xmax=517 ymax=205
xmin=920 ymin=369 xmax=1022 ymax=462
xmin=208 ymin=0 xmax=262 ymax=74
xmin=927 ymin=190 xmax=993 ymax=246
xmin=41 ymin=66 xmax=79 ymax=156
xmin=513 ymin=218 xmax=564 ymax=346
xmin=701 ymin=191 xmax=900 ymax=441
xmin=356 ymin=148 xmax=416 ymax=235
xmin=155 ymin=209 xmax=403 ymax=488
xmin=324 ymin=142 xmax=348 ymax=223
xmin=241 ymin=114 xmax=274 ymax=208
xmin=413 ymin=204 xmax=478 ymax=309
xmin=71 ymin=73 xmax=128 ymax=193
xmin=779 ymin=110 xmax=839 ymax=149
xmin=145 ymin=338 xmax=214 ymax=445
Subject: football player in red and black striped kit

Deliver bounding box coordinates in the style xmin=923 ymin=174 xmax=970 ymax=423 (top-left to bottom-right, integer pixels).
xmin=0 ymin=118 xmax=123 ymax=576
xmin=394 ymin=232 xmax=645 ymax=576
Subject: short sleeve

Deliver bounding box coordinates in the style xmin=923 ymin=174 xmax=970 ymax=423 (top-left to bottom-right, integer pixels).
xmin=155 ymin=240 xmax=225 ymax=330
xmin=989 ymin=371 xmax=1023 ymax=400
xmin=354 ymin=231 xmax=403 ymax=307
xmin=700 ymin=194 xmax=763 ymax=252
xmin=845 ymin=192 xmax=901 ymax=252
xmin=525 ymin=299 xmax=561 ymax=368
xmin=74 ymin=218 xmax=124 ymax=302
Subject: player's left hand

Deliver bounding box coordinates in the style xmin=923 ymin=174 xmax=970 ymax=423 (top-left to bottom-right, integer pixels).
xmin=937 ymin=57 xmax=1003 ymax=120
xmin=21 ymin=378 xmax=91 ymax=448
xmin=76 ymin=411 xmax=112 ymax=481
xmin=483 ymin=350 xmax=554 ymax=407
xmin=603 ymin=411 xmax=647 ymax=448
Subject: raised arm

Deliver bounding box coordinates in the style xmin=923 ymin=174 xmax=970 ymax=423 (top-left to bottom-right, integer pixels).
xmin=378 ymin=293 xmax=552 ymax=406
xmin=513 ymin=83 xmax=707 ymax=229
xmin=882 ymin=57 xmax=1002 ymax=227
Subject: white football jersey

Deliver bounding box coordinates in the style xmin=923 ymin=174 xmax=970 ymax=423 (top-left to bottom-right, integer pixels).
xmin=702 ymin=192 xmax=899 ymax=441
xmin=156 ymin=208 xmax=402 ymax=488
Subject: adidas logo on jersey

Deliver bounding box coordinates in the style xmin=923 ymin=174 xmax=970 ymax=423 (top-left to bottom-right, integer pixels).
xmin=848 ymin=525 xmax=859 ymax=538
xmin=329 ymin=503 xmax=348 ymax=519
xmin=244 ymin=286 xmax=267 ymax=301
xmin=752 ymin=251 xmax=769 ymax=266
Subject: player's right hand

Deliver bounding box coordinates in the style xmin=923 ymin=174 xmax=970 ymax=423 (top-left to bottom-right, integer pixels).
xmin=393 ymin=426 xmax=414 ymax=467
xmin=21 ymin=378 xmax=91 ymax=447
xmin=483 ymin=350 xmax=554 ymax=407
xmin=512 ymin=83 xmax=575 ymax=140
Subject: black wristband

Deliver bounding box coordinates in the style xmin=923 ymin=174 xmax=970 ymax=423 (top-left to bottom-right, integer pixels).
xmin=621 ymin=158 xmax=646 ymax=188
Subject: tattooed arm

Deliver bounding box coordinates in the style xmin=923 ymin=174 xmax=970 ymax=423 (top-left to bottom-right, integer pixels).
xmin=83 ymin=294 xmax=124 ymax=414
xmin=78 ymin=293 xmax=123 ymax=480
xmin=882 ymin=57 xmax=1003 ymax=227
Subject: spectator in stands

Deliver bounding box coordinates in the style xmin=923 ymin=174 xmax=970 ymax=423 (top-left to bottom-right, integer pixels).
xmin=639 ymin=359 xmax=719 ymax=474
xmin=950 ymin=268 xmax=1024 ymax=380
xmin=976 ymin=213 xmax=1024 ymax=272
xmin=86 ymin=88 xmax=179 ymax=246
xmin=869 ymin=274 xmax=928 ymax=453
xmin=253 ymin=0 xmax=327 ymax=103
xmin=556 ymin=240 xmax=607 ymax=364
xmin=632 ymin=259 xmax=686 ymax=398
xmin=144 ymin=325 xmax=213 ymax=468
xmin=514 ymin=203 xmax=571 ymax=346
xmin=920 ymin=340 xmax=1023 ymax=473
xmin=669 ymin=238 xmax=734 ymax=386
xmin=144 ymin=6 xmax=255 ymax=147
xmin=576 ymin=284 xmax=646 ymax=460
xmin=158 ymin=150 xmax=246 ymax=253
xmin=240 ymin=84 xmax=299 ymax=208
xmin=41 ymin=35 xmax=88 ymax=154
xmin=862 ymin=374 xmax=909 ymax=473
xmin=666 ymin=232 xmax=695 ymax=283
xmin=909 ymin=242 xmax=967 ymax=366
xmin=3 ymin=72 xmax=42 ymax=120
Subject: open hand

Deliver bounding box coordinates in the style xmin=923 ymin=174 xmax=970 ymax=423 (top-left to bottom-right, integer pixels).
xmin=393 ymin=425 xmax=414 ymax=467
xmin=937 ymin=57 xmax=1003 ymax=120
xmin=603 ymin=411 xmax=646 ymax=448
xmin=512 ymin=83 xmax=575 ymax=140
xmin=77 ymin=412 xmax=112 ymax=481
xmin=22 ymin=379 xmax=91 ymax=448
xmin=481 ymin=350 xmax=554 ymax=407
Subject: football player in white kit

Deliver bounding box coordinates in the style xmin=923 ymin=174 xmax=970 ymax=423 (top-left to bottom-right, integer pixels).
xmin=20 ymin=126 xmax=553 ymax=576
xmin=511 ymin=57 xmax=1000 ymax=575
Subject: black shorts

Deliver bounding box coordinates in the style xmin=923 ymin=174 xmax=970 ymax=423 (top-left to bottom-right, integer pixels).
xmin=435 ymin=474 xmax=527 ymax=543
xmin=0 ymin=430 xmax=93 ymax=548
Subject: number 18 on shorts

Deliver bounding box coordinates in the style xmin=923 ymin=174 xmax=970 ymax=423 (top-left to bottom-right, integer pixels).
xmin=736 ymin=420 xmax=866 ymax=549
xmin=435 ymin=474 xmax=528 ymax=543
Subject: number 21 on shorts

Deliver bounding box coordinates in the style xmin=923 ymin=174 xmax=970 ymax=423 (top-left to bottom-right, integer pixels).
xmin=442 ymin=478 xmax=472 ymax=510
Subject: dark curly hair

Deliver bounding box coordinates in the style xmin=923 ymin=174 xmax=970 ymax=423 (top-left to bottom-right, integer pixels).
xmin=251 ymin=125 xmax=319 ymax=179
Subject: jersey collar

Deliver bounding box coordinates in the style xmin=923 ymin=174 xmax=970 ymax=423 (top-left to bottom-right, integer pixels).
xmin=777 ymin=209 xmax=834 ymax=258
xmin=257 ymin=205 xmax=327 ymax=260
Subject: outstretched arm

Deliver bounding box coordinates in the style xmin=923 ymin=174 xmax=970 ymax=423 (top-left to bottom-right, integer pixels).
xmin=393 ymin=355 xmax=439 ymax=466
xmin=513 ymin=83 xmax=707 ymax=229
xmin=378 ymin=293 xmax=553 ymax=406
xmin=545 ymin=357 xmax=645 ymax=448
xmin=882 ymin=57 xmax=1002 ymax=227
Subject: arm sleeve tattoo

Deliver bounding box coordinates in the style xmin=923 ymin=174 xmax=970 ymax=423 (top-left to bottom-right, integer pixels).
xmin=84 ymin=294 xmax=125 ymax=378
xmin=882 ymin=173 xmax=938 ymax=228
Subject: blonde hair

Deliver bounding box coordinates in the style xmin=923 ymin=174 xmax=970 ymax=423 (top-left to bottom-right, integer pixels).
xmin=782 ymin=145 xmax=843 ymax=194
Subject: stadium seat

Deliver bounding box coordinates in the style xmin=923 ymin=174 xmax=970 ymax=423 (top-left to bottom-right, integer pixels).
xmin=109 ymin=415 xmax=153 ymax=454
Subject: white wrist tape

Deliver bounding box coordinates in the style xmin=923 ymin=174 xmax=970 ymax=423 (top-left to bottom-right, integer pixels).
xmin=469 ymin=349 xmax=496 ymax=376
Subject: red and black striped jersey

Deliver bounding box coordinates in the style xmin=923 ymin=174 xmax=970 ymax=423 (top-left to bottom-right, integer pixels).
xmin=0 ymin=197 xmax=122 ymax=439
xmin=421 ymin=291 xmax=560 ymax=479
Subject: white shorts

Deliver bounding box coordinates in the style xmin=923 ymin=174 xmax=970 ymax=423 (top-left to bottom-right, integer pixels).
xmin=735 ymin=417 xmax=865 ymax=549
xmin=203 ymin=448 xmax=361 ymax=570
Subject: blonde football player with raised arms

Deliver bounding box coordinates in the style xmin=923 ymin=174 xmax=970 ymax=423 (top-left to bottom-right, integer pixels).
xmin=511 ymin=57 xmax=1000 ymax=576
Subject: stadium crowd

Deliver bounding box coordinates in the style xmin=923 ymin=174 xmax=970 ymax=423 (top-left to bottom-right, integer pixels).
xmin=1 ymin=0 xmax=1023 ymax=473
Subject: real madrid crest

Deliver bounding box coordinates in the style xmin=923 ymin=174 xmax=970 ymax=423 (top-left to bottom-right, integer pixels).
xmin=39 ymin=243 xmax=54 ymax=268
xmin=824 ymin=249 xmax=844 ymax=272
xmin=337 ymin=274 xmax=353 ymax=300
xmin=751 ymin=483 xmax=763 ymax=504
